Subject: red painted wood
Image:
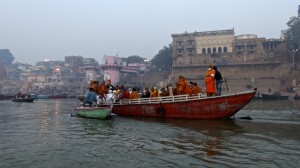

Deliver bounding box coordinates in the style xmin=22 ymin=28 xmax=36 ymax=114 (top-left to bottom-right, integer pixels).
xmin=112 ymin=90 xmax=256 ymax=119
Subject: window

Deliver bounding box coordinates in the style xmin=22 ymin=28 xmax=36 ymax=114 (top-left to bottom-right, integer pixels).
xmin=224 ymin=47 xmax=227 ymax=53
xmin=177 ymin=48 xmax=183 ymax=54
xmin=207 ymin=48 xmax=211 ymax=54
xmin=188 ymin=48 xmax=194 ymax=55
xmin=237 ymin=46 xmax=242 ymax=51
xmin=202 ymin=48 xmax=206 ymax=54
xmin=188 ymin=40 xmax=194 ymax=45
xmin=218 ymin=47 xmax=222 ymax=53
xmin=176 ymin=41 xmax=183 ymax=45
xmin=213 ymin=47 xmax=217 ymax=53
xmin=190 ymin=58 xmax=192 ymax=64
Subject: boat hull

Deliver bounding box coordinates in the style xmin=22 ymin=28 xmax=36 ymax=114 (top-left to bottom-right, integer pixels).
xmin=36 ymin=95 xmax=49 ymax=99
xmin=48 ymin=94 xmax=68 ymax=99
xmin=12 ymin=98 xmax=35 ymax=103
xmin=261 ymin=93 xmax=289 ymax=100
xmin=112 ymin=90 xmax=256 ymax=119
xmin=74 ymin=106 xmax=112 ymax=119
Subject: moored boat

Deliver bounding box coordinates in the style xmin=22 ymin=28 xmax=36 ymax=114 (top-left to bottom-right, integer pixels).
xmin=48 ymin=94 xmax=68 ymax=99
xmin=36 ymin=95 xmax=49 ymax=99
xmin=261 ymin=93 xmax=289 ymax=100
xmin=293 ymin=94 xmax=300 ymax=100
xmin=0 ymin=94 xmax=15 ymax=100
xmin=12 ymin=97 xmax=35 ymax=103
xmin=111 ymin=89 xmax=257 ymax=119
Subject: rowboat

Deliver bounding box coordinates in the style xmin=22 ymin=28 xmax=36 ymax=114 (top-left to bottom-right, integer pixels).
xmin=72 ymin=104 xmax=112 ymax=119
xmin=12 ymin=97 xmax=35 ymax=103
xmin=111 ymin=89 xmax=257 ymax=119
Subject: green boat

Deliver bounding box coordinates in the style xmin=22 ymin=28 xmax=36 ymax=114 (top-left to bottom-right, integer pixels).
xmin=73 ymin=105 xmax=112 ymax=119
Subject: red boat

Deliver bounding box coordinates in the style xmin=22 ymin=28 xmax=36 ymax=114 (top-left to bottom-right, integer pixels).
xmin=112 ymin=89 xmax=256 ymax=119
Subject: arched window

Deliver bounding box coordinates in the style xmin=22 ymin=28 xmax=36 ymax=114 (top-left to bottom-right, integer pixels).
xmin=223 ymin=47 xmax=228 ymax=53
xmin=218 ymin=47 xmax=222 ymax=53
xmin=202 ymin=48 xmax=206 ymax=54
xmin=213 ymin=47 xmax=217 ymax=53
xmin=207 ymin=48 xmax=211 ymax=54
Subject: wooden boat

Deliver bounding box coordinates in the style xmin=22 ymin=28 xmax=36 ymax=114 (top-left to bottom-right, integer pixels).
xmin=73 ymin=106 xmax=112 ymax=119
xmin=12 ymin=97 xmax=35 ymax=103
xmin=261 ymin=93 xmax=289 ymax=100
xmin=111 ymin=89 xmax=256 ymax=120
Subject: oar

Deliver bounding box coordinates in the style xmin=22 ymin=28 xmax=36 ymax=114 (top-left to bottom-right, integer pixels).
xmin=224 ymin=77 xmax=229 ymax=93
xmin=71 ymin=101 xmax=78 ymax=117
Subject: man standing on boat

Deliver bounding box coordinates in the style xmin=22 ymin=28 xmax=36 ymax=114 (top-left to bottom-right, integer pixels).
xmin=83 ymin=87 xmax=97 ymax=107
xmin=213 ymin=66 xmax=223 ymax=96
xmin=205 ymin=65 xmax=216 ymax=97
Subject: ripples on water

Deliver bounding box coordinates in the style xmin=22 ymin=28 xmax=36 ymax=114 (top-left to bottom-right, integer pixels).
xmin=0 ymin=99 xmax=300 ymax=168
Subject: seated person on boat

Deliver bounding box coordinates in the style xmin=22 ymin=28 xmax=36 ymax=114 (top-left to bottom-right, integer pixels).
xmin=176 ymin=75 xmax=191 ymax=95
xmin=83 ymin=87 xmax=97 ymax=107
xmin=190 ymin=82 xmax=201 ymax=95
xmin=130 ymin=88 xmax=140 ymax=99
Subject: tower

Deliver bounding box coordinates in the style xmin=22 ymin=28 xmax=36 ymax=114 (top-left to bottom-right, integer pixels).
xmin=100 ymin=55 xmax=122 ymax=84
xmin=83 ymin=66 xmax=99 ymax=82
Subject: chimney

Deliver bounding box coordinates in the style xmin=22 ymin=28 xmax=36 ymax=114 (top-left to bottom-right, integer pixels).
xmin=298 ymin=5 xmax=300 ymax=17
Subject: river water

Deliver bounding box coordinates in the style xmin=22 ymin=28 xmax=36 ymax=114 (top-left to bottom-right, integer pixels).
xmin=1 ymin=99 xmax=300 ymax=168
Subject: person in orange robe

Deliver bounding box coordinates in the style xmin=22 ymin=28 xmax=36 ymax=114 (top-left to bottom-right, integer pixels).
xmin=176 ymin=76 xmax=190 ymax=95
xmin=205 ymin=65 xmax=216 ymax=97
xmin=119 ymin=87 xmax=130 ymax=99
xmin=150 ymin=87 xmax=158 ymax=97
xmin=98 ymin=81 xmax=107 ymax=99
xmin=190 ymin=82 xmax=201 ymax=95
xmin=130 ymin=88 xmax=140 ymax=99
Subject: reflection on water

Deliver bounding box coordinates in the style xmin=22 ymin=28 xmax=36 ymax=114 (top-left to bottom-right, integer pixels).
xmin=0 ymin=99 xmax=300 ymax=167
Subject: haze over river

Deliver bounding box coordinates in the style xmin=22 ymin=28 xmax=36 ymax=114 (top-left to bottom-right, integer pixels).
xmin=1 ymin=99 xmax=300 ymax=167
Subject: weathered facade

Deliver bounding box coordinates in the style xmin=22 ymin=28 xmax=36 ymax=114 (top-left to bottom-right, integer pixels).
xmin=170 ymin=29 xmax=293 ymax=93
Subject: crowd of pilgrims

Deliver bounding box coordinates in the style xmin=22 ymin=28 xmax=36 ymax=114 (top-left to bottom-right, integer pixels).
xmin=83 ymin=64 xmax=222 ymax=106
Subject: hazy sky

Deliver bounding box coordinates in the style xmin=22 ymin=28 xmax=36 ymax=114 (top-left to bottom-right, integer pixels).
xmin=0 ymin=0 xmax=299 ymax=65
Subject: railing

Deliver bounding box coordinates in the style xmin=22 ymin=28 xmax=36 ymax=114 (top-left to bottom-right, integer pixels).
xmin=113 ymin=90 xmax=255 ymax=105
xmin=114 ymin=93 xmax=206 ymax=105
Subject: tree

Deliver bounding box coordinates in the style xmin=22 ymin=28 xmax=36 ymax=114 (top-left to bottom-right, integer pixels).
xmin=286 ymin=16 xmax=300 ymax=50
xmin=151 ymin=44 xmax=173 ymax=71
xmin=126 ymin=55 xmax=145 ymax=64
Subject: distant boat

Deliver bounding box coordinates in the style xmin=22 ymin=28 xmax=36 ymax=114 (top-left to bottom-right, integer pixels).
xmin=12 ymin=97 xmax=35 ymax=103
xmin=48 ymin=94 xmax=68 ymax=99
xmin=293 ymin=94 xmax=300 ymax=100
xmin=0 ymin=94 xmax=15 ymax=100
xmin=261 ymin=93 xmax=289 ymax=100
xmin=36 ymin=95 xmax=49 ymax=99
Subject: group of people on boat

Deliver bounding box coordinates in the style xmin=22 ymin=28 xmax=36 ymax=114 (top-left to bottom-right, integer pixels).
xmin=83 ymin=65 xmax=223 ymax=106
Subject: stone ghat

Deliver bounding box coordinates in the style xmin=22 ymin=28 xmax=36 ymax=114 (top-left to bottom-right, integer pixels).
xmin=170 ymin=63 xmax=293 ymax=93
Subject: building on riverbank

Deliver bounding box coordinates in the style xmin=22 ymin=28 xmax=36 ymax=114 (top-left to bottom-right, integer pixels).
xmin=169 ymin=29 xmax=297 ymax=93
